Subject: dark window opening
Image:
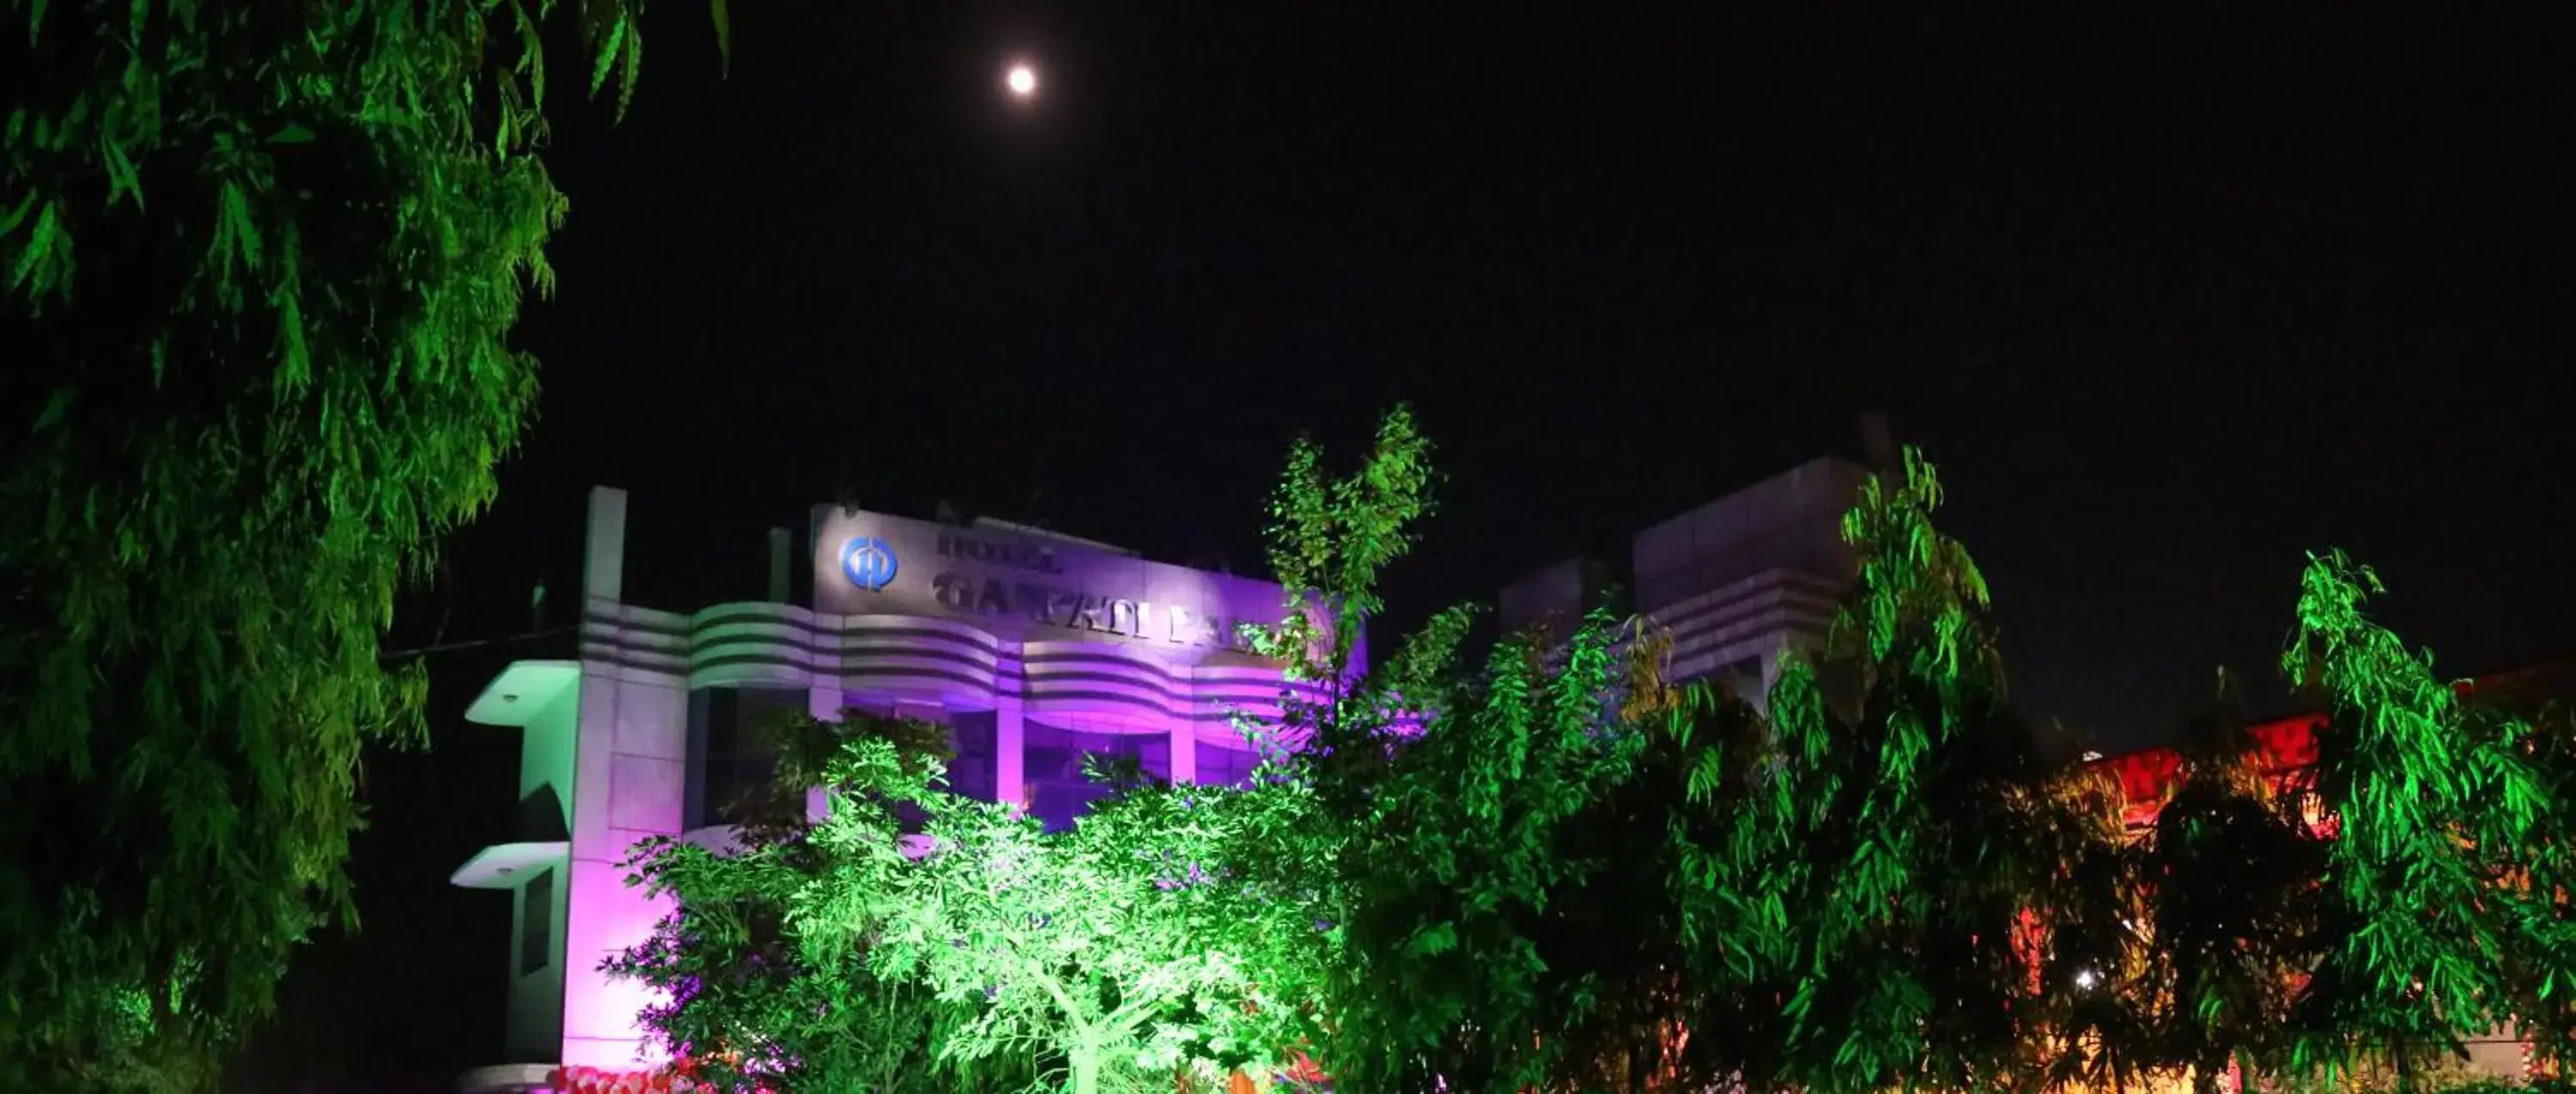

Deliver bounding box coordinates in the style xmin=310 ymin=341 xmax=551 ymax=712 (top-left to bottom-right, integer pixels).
xmin=1718 ymin=656 xmax=1767 ymax=708
xmin=946 ymin=711 xmax=999 ymax=803
xmin=1196 ymin=739 xmax=1261 ymax=789
xmin=519 ymin=867 xmax=553 ymax=976
xmin=688 ymin=688 xmax=808 ymax=831
xmin=814 ymin=701 xmax=1006 ymax=834
xmin=693 ymin=692 xmax=1015 ymax=834
xmin=1024 ymin=723 xmax=1169 ymax=833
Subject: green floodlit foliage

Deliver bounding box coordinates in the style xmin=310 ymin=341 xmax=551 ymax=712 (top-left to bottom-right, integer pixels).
xmin=617 ymin=716 xmax=1334 ymax=1094
xmin=1314 ymin=604 xmax=1653 ymax=1092
xmin=608 ymin=710 xmax=1004 ymax=1094
xmin=1300 ymin=444 xmax=2136 ymax=1094
xmin=1040 ymin=736 xmax=1345 ymax=1091
xmin=1241 ymin=410 xmax=1764 ymax=1093
xmin=0 ymin=0 xmax=719 ymax=1084
xmin=1232 ymin=439 xmax=2149 ymax=1093
xmin=842 ymin=756 xmax=1331 ymax=1094
xmin=1720 ymin=448 xmax=2133 ymax=1094
xmin=2281 ymin=550 xmax=2575 ymax=1088
xmin=2507 ymin=690 xmax=2576 ymax=1073
xmin=1246 ymin=404 xmax=1467 ymax=757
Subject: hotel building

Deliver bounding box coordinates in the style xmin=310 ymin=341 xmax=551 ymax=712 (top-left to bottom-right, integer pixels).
xmin=453 ymin=489 xmax=1333 ymax=1091
xmin=451 ymin=449 xmax=1876 ymax=1091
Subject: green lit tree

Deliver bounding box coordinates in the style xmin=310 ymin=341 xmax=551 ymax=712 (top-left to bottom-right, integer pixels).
xmin=0 ymin=1 xmax=720 ymax=1084
xmin=609 ymin=709 xmax=1001 ymax=1093
xmin=2502 ymin=695 xmax=2576 ymax=1079
xmin=1535 ymin=624 xmax=1772 ymax=1093
xmin=1310 ymin=605 xmax=1653 ymax=1092
xmin=1300 ymin=443 xmax=2139 ymax=1093
xmin=1210 ymin=407 xmax=1763 ymax=1093
xmin=775 ymin=738 xmax=1331 ymax=1094
xmin=1243 ymin=405 xmax=1475 ymax=809
xmin=1043 ymin=741 xmax=1347 ymax=1089
xmin=2279 ymin=550 xmax=2573 ymax=1089
xmin=1224 ymin=405 xmax=1534 ymax=1090
xmin=1717 ymin=449 xmax=2134 ymax=1094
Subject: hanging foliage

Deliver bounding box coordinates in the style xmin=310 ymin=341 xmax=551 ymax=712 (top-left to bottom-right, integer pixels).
xmin=1717 ymin=448 xmax=2134 ymax=1094
xmin=2281 ymin=550 xmax=2573 ymax=1089
xmin=0 ymin=0 xmax=720 ymax=1085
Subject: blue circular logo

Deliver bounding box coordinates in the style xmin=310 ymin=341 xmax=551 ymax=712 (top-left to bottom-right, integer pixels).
xmin=840 ymin=537 xmax=899 ymax=592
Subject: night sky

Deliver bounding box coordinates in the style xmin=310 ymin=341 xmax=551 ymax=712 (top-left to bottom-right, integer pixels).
xmin=239 ymin=9 xmax=2574 ymax=1085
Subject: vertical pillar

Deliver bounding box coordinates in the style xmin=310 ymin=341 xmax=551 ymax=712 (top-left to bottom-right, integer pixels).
xmin=584 ymin=488 xmax=627 ymax=603
xmin=1168 ymin=718 xmax=1198 ymax=785
xmin=995 ymin=696 xmax=1026 ymax=813
xmin=559 ymin=483 xmax=666 ymax=1070
xmin=560 ymin=672 xmax=686 ymax=1071
xmin=766 ymin=527 xmax=792 ymax=604
xmin=805 ymin=685 xmax=840 ymax=824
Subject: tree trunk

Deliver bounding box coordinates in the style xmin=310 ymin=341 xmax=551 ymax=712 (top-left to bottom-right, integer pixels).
xmin=1069 ymin=1045 xmax=1101 ymax=1094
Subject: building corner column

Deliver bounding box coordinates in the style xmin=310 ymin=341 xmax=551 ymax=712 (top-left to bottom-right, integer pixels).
xmin=805 ymin=685 xmax=840 ymax=824
xmin=1168 ymin=716 xmax=1198 ymax=785
xmin=995 ymin=696 xmax=1025 ymax=812
xmin=583 ymin=488 xmax=628 ymax=603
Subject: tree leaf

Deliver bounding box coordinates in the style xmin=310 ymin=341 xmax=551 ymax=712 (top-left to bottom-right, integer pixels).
xmin=711 ymin=0 xmax=731 ymax=78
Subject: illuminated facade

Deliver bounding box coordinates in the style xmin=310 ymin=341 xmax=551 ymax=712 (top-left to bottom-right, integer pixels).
xmin=450 ymin=488 xmax=1322 ymax=1090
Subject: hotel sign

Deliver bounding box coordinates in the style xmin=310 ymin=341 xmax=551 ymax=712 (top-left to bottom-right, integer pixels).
xmin=810 ymin=507 xmax=1285 ymax=653
xmin=927 ymin=532 xmax=1257 ymax=649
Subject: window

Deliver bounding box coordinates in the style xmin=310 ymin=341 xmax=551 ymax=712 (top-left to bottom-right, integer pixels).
xmin=519 ymin=867 xmax=553 ymax=976
xmin=687 ymin=687 xmax=805 ymax=830
xmin=946 ymin=711 xmax=999 ymax=803
xmin=834 ymin=700 xmax=970 ymax=834
xmin=1716 ymin=656 xmax=1766 ymax=708
xmin=1023 ymin=722 xmax=1170 ymax=832
xmin=1195 ymin=738 xmax=1261 ymax=789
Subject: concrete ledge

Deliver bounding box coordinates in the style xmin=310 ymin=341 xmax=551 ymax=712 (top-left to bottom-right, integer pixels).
xmin=467 ymin=661 xmax=581 ymax=726
xmin=450 ymin=842 xmax=570 ymax=889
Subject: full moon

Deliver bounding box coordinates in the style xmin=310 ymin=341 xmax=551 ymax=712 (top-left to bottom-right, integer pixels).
xmin=1005 ymin=63 xmax=1038 ymax=99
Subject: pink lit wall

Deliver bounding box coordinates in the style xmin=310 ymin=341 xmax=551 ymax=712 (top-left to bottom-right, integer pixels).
xmin=562 ymin=670 xmax=686 ymax=1069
